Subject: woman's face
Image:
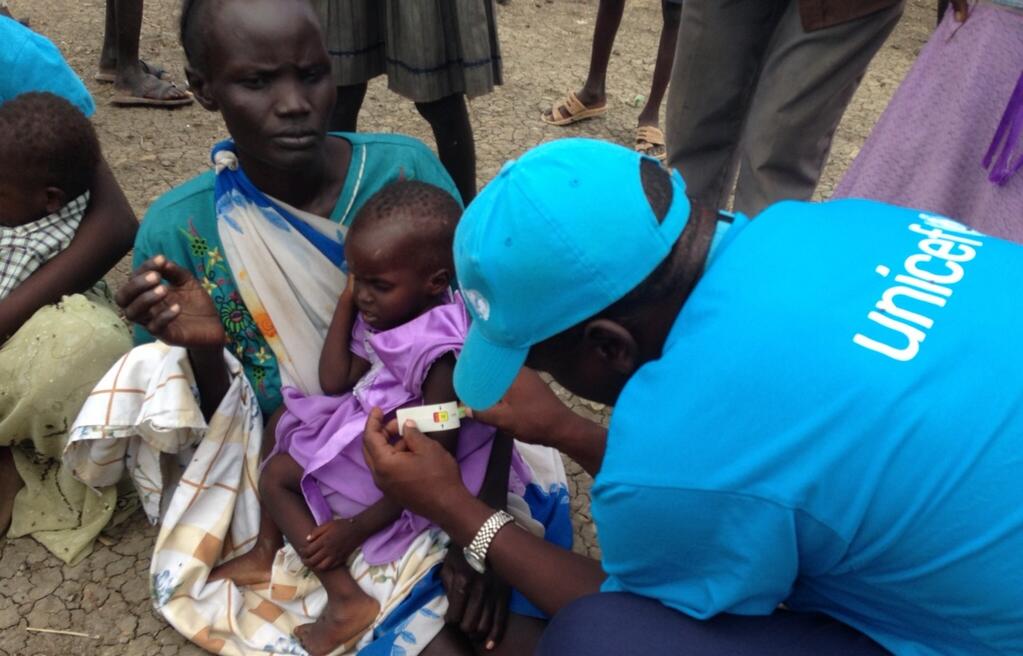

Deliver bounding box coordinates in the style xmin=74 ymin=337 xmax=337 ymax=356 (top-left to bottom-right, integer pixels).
xmin=193 ymin=0 xmax=336 ymax=174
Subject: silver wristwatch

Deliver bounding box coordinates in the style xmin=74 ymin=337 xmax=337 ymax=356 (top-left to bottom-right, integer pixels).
xmin=463 ymin=510 xmax=515 ymax=574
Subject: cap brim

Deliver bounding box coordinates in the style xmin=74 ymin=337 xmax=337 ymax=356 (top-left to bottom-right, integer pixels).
xmin=454 ymin=323 xmax=529 ymax=411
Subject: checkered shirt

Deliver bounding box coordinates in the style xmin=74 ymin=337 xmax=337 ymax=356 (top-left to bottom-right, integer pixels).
xmin=0 ymin=191 xmax=89 ymax=300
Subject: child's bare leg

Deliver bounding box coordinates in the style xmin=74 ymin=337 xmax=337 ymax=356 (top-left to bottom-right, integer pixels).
xmin=0 ymin=446 xmax=24 ymax=538
xmin=261 ymin=453 xmax=379 ymax=655
xmin=209 ymin=408 xmax=285 ymax=585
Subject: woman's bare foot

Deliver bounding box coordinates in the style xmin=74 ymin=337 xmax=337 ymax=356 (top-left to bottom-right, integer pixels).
xmin=208 ymin=542 xmax=277 ymax=586
xmin=295 ymin=593 xmax=380 ymax=656
xmin=0 ymin=447 xmax=24 ymax=538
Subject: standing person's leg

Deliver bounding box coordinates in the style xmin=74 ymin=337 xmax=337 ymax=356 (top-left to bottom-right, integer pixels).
xmin=416 ymin=94 xmax=477 ymax=204
xmin=542 ymin=0 xmax=626 ymax=125
xmin=731 ymin=2 xmax=904 ymax=216
xmin=329 ymin=82 xmax=369 ymax=132
xmin=99 ymin=0 xmax=119 ymax=77
xmin=538 ymin=593 xmax=890 ymax=656
xmin=664 ymin=0 xmax=786 ymax=209
xmin=106 ymin=0 xmax=192 ymax=106
xmin=634 ymin=0 xmax=682 ymax=160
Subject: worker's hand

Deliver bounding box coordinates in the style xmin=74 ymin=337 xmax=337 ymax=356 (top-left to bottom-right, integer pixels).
xmin=362 ymin=408 xmax=472 ymax=522
xmin=441 ymin=549 xmax=510 ymax=650
xmin=466 ymin=368 xmax=576 ymax=446
xmin=117 ymin=255 xmax=226 ymax=348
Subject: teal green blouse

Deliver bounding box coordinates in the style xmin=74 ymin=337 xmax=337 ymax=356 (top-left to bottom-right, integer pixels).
xmin=134 ymin=132 xmax=460 ymax=415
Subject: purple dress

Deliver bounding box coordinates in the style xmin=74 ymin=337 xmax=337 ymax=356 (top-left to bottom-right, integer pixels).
xmin=273 ymin=294 xmax=500 ymax=565
xmin=834 ymin=2 xmax=1023 ymax=243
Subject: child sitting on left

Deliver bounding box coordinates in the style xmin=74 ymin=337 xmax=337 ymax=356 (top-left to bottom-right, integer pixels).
xmin=0 ymin=91 xmax=132 ymax=558
xmin=0 ymin=92 xmax=97 ymax=295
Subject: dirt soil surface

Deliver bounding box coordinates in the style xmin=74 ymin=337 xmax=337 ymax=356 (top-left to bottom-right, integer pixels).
xmin=1 ymin=1 xmax=937 ymax=653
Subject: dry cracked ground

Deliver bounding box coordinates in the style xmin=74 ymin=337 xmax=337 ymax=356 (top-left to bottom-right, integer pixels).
xmin=1 ymin=0 xmax=937 ymax=653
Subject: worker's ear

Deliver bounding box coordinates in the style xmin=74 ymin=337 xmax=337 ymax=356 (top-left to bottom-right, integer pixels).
xmin=580 ymin=319 xmax=638 ymax=377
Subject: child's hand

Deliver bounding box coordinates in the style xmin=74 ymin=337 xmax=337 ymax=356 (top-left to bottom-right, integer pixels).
xmin=341 ymin=273 xmax=356 ymax=302
xmin=440 ymin=549 xmax=510 ymax=650
xmin=300 ymin=518 xmax=362 ymax=572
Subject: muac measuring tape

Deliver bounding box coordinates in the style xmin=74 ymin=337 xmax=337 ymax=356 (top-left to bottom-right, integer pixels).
xmin=395 ymin=401 xmax=468 ymax=436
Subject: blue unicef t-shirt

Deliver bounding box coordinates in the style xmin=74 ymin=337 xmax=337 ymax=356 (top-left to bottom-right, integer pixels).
xmin=0 ymin=16 xmax=95 ymax=115
xmin=594 ymin=199 xmax=1023 ymax=656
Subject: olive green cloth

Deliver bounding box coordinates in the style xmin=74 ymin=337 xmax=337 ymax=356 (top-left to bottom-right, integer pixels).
xmin=1 ymin=291 xmax=133 ymax=564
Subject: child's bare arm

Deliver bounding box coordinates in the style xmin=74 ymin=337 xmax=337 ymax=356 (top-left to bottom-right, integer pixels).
xmin=0 ymin=158 xmax=136 ymax=343
xmin=476 ymin=430 xmax=512 ymax=510
xmin=419 ymin=353 xmax=460 ymax=454
xmin=319 ymin=275 xmax=371 ymax=395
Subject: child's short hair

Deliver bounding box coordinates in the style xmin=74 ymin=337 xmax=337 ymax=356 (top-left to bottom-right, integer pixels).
xmin=350 ymin=180 xmax=462 ymax=271
xmin=0 ymin=92 xmax=100 ymax=199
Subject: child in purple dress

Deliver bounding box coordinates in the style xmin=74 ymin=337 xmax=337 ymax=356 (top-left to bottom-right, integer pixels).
xmin=259 ymin=181 xmax=501 ymax=655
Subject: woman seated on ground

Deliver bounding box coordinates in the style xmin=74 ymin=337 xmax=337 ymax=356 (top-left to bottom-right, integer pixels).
xmin=80 ymin=0 xmax=572 ymax=653
xmin=0 ymin=16 xmax=137 ymax=565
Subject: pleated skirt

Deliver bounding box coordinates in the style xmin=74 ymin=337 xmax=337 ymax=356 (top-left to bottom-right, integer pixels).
xmin=314 ymin=0 xmax=503 ymax=103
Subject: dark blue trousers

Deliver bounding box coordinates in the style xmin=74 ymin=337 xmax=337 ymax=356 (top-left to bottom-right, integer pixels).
xmin=537 ymin=593 xmax=890 ymax=655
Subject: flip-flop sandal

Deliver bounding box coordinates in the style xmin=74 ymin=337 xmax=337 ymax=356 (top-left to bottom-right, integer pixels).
xmin=95 ymin=59 xmax=170 ymax=83
xmin=111 ymin=77 xmax=193 ymax=108
xmin=541 ymin=91 xmax=608 ymax=126
xmin=635 ymin=125 xmax=667 ymax=162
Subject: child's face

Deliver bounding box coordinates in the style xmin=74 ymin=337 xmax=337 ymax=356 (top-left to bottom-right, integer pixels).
xmin=190 ymin=0 xmax=336 ymax=174
xmin=345 ymin=227 xmax=445 ymax=331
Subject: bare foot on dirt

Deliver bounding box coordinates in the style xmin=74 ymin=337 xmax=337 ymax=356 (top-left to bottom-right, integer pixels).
xmin=0 ymin=447 xmax=24 ymax=538
xmin=295 ymin=593 xmax=380 ymax=655
xmin=208 ymin=542 xmax=277 ymax=587
xmin=111 ymin=64 xmax=192 ymax=108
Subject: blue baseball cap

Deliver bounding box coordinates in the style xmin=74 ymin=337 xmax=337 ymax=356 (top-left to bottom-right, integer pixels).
xmin=453 ymin=138 xmax=691 ymax=409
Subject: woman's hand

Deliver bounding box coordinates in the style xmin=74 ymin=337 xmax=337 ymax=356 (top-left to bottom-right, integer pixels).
xmin=441 ymin=550 xmax=510 ymax=651
xmin=362 ymin=408 xmax=471 ymax=522
xmin=116 ymin=255 xmax=225 ymax=348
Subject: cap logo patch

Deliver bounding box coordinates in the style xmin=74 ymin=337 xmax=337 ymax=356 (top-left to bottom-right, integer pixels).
xmin=464 ymin=289 xmax=491 ymax=321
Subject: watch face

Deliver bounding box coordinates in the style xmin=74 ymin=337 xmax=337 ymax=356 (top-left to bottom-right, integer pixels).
xmin=463 ymin=548 xmax=486 ymax=574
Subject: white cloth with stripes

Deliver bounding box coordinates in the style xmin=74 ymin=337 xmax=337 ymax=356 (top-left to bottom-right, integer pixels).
xmin=0 ymin=191 xmax=89 ymax=300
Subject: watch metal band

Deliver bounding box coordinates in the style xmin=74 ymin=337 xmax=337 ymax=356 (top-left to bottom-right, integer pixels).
xmin=464 ymin=510 xmax=515 ymax=573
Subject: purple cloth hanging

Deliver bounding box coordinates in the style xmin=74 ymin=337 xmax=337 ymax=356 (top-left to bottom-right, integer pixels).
xmin=983 ymin=70 xmax=1023 ymax=185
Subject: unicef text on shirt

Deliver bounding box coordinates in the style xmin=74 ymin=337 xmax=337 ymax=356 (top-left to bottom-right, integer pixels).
xmin=853 ymin=214 xmax=985 ymax=362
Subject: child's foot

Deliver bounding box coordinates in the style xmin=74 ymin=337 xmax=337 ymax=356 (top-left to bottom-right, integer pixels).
xmin=208 ymin=542 xmax=277 ymax=587
xmin=295 ymin=593 xmax=380 ymax=655
xmin=0 ymin=447 xmax=24 ymax=538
